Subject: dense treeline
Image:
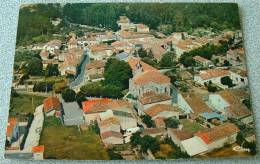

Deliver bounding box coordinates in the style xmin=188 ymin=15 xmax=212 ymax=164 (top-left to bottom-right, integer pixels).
xmin=17 ymin=4 xmax=62 ymax=45
xmin=63 ymin=3 xmax=240 ymax=32
xmin=18 ymin=3 xmax=240 ymax=45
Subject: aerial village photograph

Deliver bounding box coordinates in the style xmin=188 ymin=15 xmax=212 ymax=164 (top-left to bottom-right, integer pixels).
xmin=5 ymin=3 xmax=257 ymax=160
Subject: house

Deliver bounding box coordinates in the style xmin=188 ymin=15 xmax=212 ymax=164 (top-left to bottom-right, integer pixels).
xmin=141 ymin=128 xmax=167 ymax=138
xmin=99 ymin=116 xmax=121 ymax=134
xmin=180 ymin=136 xmax=208 ymax=156
xmin=87 ymin=44 xmax=114 ymax=60
xmin=67 ymin=35 xmax=78 ymax=49
xmin=226 ymin=48 xmax=246 ymax=70
xmin=229 ymin=67 xmax=248 ymax=88
xmin=60 ymin=48 xmax=84 ymax=76
xmin=177 ymin=92 xmax=212 ymax=116
xmin=117 ymin=16 xmax=131 ymax=28
xmin=144 ymin=104 xmax=186 ymax=120
xmin=195 ymin=123 xmax=240 ymax=151
xmin=199 ymin=112 xmax=227 ymax=127
xmin=177 ymin=70 xmax=193 ymax=80
xmin=31 ymin=43 xmax=45 ymax=51
xmin=113 ymin=110 xmax=137 ymax=130
xmin=136 ymin=24 xmax=149 ymax=33
xmin=154 ymin=117 xmax=166 ymax=128
xmin=96 ymin=31 xmax=116 ymax=43
xmin=115 ymin=52 xmax=130 ymax=61
xmin=44 ymin=39 xmax=62 ymax=53
xmin=77 ymin=36 xmax=98 ymax=46
xmin=167 ymin=128 xmax=193 ymax=151
xmin=194 ymin=69 xmax=230 ymax=86
xmin=128 ymin=58 xmax=171 ymax=98
xmin=118 ymin=31 xmax=154 ymax=42
xmin=111 ymin=41 xmax=133 ymax=52
xmin=82 ymin=99 xmax=133 ymax=124
xmin=6 ymin=118 xmax=19 ymax=145
xmin=39 ymin=50 xmax=50 ymax=61
xmin=61 ymin=101 xmax=85 ymax=126
xmin=85 ymin=60 xmax=106 ymax=82
xmin=137 ymin=92 xmax=172 ymax=115
xmin=193 ymin=56 xmax=214 ymax=68
xmin=43 ymin=96 xmax=61 ymax=117
xmin=101 ymin=131 xmax=124 ymax=146
xmin=208 ymin=89 xmax=251 ymax=119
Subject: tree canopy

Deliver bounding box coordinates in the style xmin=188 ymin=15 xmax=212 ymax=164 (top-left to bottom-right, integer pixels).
xmin=61 ymin=88 xmax=76 ymax=102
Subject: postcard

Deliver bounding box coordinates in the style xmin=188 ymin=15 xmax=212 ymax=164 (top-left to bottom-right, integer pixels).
xmin=5 ymin=3 xmax=256 ymax=160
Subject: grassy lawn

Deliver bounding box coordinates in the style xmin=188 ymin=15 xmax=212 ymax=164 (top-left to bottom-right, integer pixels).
xmin=40 ymin=117 xmax=109 ymax=160
xmin=154 ymin=144 xmax=175 ymax=159
xmin=9 ymin=94 xmax=45 ymax=117
xmin=180 ymin=119 xmax=205 ymax=134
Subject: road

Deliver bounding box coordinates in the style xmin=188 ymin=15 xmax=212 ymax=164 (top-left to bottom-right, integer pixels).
xmin=70 ymin=50 xmax=90 ymax=89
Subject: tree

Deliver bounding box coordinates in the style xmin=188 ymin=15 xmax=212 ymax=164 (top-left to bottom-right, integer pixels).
xmin=159 ymin=52 xmax=176 ymax=68
xmin=108 ymin=149 xmax=123 ymax=160
xmin=130 ymin=132 xmax=142 ymax=146
xmin=141 ymin=115 xmax=155 ymax=128
xmin=221 ymin=76 xmax=234 ymax=88
xmin=206 ymin=81 xmax=217 ymax=92
xmin=140 ymin=135 xmax=160 ymax=153
xmin=45 ymin=64 xmax=60 ymax=76
xmin=164 ymin=118 xmax=180 ymax=128
xmin=104 ymin=58 xmax=132 ymax=90
xmin=223 ymin=60 xmax=231 ymax=66
xmin=26 ymin=57 xmax=43 ymax=76
xmin=61 ymin=88 xmax=76 ymax=102
xmin=76 ymin=91 xmax=87 ymax=108
xmin=102 ymin=84 xmax=123 ymax=98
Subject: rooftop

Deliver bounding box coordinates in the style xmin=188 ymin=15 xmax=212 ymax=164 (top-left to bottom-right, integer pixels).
xmin=139 ymin=92 xmax=171 ymax=105
xmin=195 ymin=123 xmax=239 ymax=144
xmin=197 ymin=69 xmax=230 ymax=80
xmin=199 ymin=112 xmax=226 ymax=122
xmin=145 ymin=104 xmax=182 ymax=117
xmin=6 ymin=118 xmax=18 ymax=137
xmin=101 ymin=131 xmax=123 ymax=139
xmin=133 ymin=70 xmax=171 ymax=86
xmin=168 ymin=128 xmax=193 ymax=141
xmin=43 ymin=96 xmax=61 ymax=113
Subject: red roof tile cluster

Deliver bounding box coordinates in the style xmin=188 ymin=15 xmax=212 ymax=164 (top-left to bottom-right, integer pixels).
xmin=218 ymin=89 xmax=251 ymax=118
xmin=32 ymin=145 xmax=45 ymax=153
xmin=195 ymin=123 xmax=239 ymax=144
xmin=99 ymin=117 xmax=120 ymax=128
xmin=101 ymin=131 xmax=123 ymax=140
xmin=139 ymin=92 xmax=171 ymax=105
xmin=86 ymin=60 xmax=106 ymax=70
xmin=154 ymin=117 xmax=166 ymax=128
xmin=198 ymin=69 xmax=230 ymax=80
xmin=168 ymin=128 xmax=193 ymax=141
xmin=6 ymin=118 xmax=18 ymax=137
xmin=82 ymin=99 xmax=131 ymax=114
xmin=145 ymin=104 xmax=179 ymax=117
xmin=43 ymin=97 xmax=61 ymax=113
xmin=133 ymin=71 xmax=170 ymax=85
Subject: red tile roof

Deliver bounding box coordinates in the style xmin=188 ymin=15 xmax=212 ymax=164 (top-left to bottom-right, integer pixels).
xmin=128 ymin=58 xmax=158 ymax=72
xmin=145 ymin=104 xmax=179 ymax=117
xmin=154 ymin=117 xmax=166 ymax=128
xmin=101 ymin=131 xmax=123 ymax=139
xmin=43 ymin=97 xmax=61 ymax=113
xmin=139 ymin=92 xmax=171 ymax=105
xmin=198 ymin=69 xmax=230 ymax=80
xmin=32 ymin=145 xmax=45 ymax=153
xmin=82 ymin=99 xmax=131 ymax=114
xmin=6 ymin=118 xmax=18 ymax=137
xmin=195 ymin=123 xmax=239 ymax=144
xmin=133 ymin=71 xmax=170 ymax=85
xmin=168 ymin=128 xmax=193 ymax=141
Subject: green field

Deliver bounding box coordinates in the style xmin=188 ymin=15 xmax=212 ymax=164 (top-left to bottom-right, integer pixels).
xmin=180 ymin=119 xmax=205 ymax=134
xmin=9 ymin=94 xmax=45 ymax=117
xmin=40 ymin=117 xmax=109 ymax=160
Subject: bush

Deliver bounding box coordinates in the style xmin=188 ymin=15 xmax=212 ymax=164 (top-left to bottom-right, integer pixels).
xmin=221 ymin=76 xmax=234 ymax=88
xmin=61 ymin=88 xmax=76 ymax=102
xmin=33 ymin=82 xmax=54 ymax=92
xmin=140 ymin=115 xmax=155 ymax=128
xmin=164 ymin=118 xmax=180 ymax=128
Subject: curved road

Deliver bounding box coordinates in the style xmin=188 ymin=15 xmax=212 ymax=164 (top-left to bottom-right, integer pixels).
xmin=70 ymin=50 xmax=90 ymax=88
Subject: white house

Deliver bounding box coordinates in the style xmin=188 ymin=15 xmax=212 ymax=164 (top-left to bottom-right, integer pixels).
xmin=167 ymin=128 xmax=193 ymax=151
xmin=193 ymin=55 xmax=214 ymax=68
xmin=229 ymin=67 xmax=248 ymax=88
xmin=208 ymin=89 xmax=251 ymax=119
xmin=194 ymin=69 xmax=230 ymax=86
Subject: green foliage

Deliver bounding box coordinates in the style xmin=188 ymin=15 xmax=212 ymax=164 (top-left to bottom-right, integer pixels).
xmin=221 ymin=76 xmax=234 ymax=88
xmin=223 ymin=59 xmax=231 ymax=66
xmin=45 ymin=64 xmax=60 ymax=77
xmin=26 ymin=57 xmax=43 ymax=76
xmin=61 ymin=88 xmax=76 ymax=102
xmin=15 ymin=50 xmax=41 ymax=63
xmin=63 ymin=3 xmax=240 ymax=33
xmin=206 ymin=81 xmax=218 ymax=92
xmin=107 ymin=149 xmax=123 ymax=160
xmin=130 ymin=132 xmax=160 ymax=153
xmin=17 ymin=4 xmax=62 ymax=45
xmin=164 ymin=118 xmax=180 ymax=128
xmin=104 ymin=58 xmax=132 ymax=90
xmin=140 ymin=115 xmax=155 ymax=128
xmin=89 ymin=120 xmax=100 ymax=134
xmin=76 ymin=91 xmax=87 ymax=108
xmin=53 ymin=81 xmax=68 ymax=94
xmin=141 ymin=57 xmax=158 ymax=68
xmin=33 ymin=81 xmax=54 ymax=92
xmin=11 ymin=87 xmax=19 ymax=97
xmin=80 ymin=81 xmax=103 ymax=97
xmin=242 ymin=98 xmax=251 ymax=110
xmin=159 ymin=52 xmax=176 ymax=68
